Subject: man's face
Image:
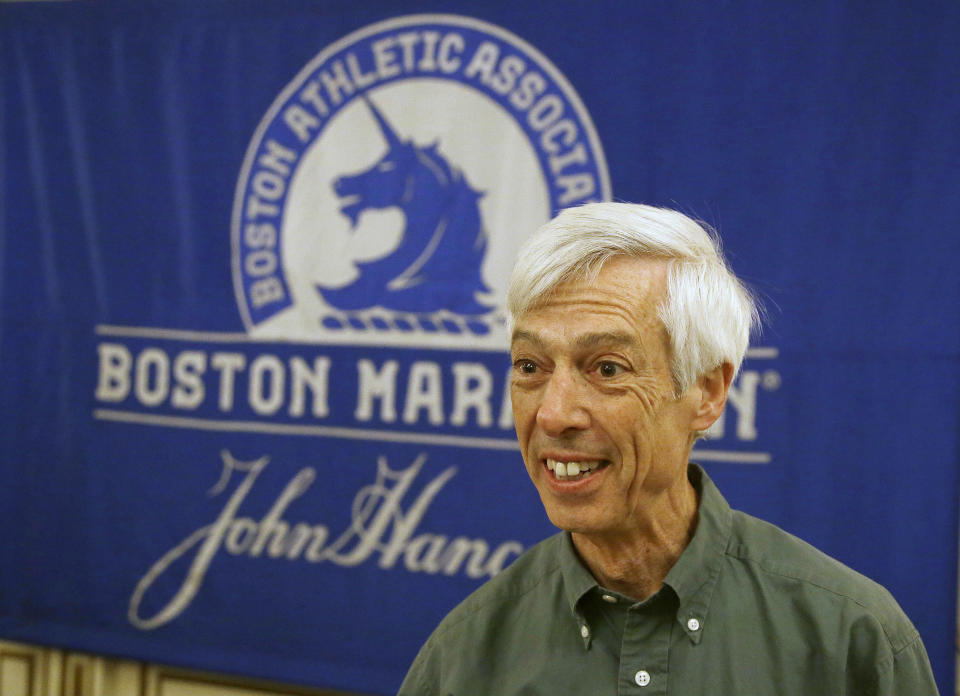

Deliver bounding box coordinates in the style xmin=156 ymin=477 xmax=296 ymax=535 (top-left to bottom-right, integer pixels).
xmin=510 ymin=256 xmax=702 ymax=540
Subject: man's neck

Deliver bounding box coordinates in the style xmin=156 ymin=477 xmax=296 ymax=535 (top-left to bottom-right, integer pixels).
xmin=571 ymin=479 xmax=699 ymax=602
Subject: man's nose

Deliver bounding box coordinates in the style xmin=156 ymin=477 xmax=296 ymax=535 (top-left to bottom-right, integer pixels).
xmin=536 ymin=370 xmax=590 ymax=436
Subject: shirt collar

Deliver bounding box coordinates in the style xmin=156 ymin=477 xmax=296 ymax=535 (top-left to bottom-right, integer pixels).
xmin=662 ymin=463 xmax=732 ymax=644
xmin=555 ymin=532 xmax=599 ymax=648
xmin=558 ymin=531 xmax=598 ymax=603
xmin=555 ymin=463 xmax=733 ymax=646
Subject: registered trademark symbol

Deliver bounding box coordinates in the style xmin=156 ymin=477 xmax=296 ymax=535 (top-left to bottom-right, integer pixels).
xmin=762 ymin=370 xmax=781 ymax=391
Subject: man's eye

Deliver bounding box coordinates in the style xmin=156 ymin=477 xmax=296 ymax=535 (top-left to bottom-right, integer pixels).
xmin=515 ymin=360 xmax=537 ymax=374
xmin=597 ymin=361 xmax=623 ymax=378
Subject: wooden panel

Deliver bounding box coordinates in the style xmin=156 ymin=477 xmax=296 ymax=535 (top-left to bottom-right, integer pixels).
xmin=0 ymin=640 xmax=61 ymax=696
xmin=145 ymin=665 xmax=370 ymax=696
xmin=63 ymin=653 xmax=103 ymax=696
xmin=99 ymin=660 xmax=144 ymax=696
xmin=0 ymin=652 xmax=33 ymax=696
xmin=0 ymin=640 xmax=367 ymax=696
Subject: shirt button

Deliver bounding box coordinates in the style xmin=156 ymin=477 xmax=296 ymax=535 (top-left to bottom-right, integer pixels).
xmin=601 ymin=594 xmax=618 ymax=603
xmin=634 ymin=670 xmax=651 ymax=687
xmin=580 ymin=624 xmax=590 ymax=639
xmin=687 ymin=617 xmax=701 ymax=631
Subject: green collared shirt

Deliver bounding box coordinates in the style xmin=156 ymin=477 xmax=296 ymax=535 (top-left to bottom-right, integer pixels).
xmin=399 ymin=465 xmax=938 ymax=695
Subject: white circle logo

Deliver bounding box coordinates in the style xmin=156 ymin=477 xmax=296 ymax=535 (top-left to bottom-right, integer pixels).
xmin=232 ymin=14 xmax=610 ymax=349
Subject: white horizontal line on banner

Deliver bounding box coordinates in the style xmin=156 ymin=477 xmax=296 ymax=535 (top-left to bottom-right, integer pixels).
xmin=95 ymin=324 xmax=779 ymax=359
xmin=744 ymin=347 xmax=778 ymax=359
xmin=93 ymin=409 xmax=522 ymax=451
xmin=691 ymin=449 xmax=772 ymax=464
xmin=96 ymin=324 xmax=286 ymax=344
xmin=93 ymin=409 xmax=772 ymax=463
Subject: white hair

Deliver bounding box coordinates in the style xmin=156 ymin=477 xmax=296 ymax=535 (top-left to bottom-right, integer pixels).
xmin=507 ymin=202 xmax=761 ymax=394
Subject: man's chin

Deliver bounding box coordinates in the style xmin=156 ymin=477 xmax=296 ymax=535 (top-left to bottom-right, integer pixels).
xmin=542 ymin=507 xmax=605 ymax=536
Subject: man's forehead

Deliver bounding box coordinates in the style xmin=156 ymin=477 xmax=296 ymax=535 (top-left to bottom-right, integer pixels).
xmin=537 ymin=256 xmax=669 ymax=305
xmin=509 ymin=307 xmax=669 ymax=359
xmin=510 ymin=328 xmax=640 ymax=349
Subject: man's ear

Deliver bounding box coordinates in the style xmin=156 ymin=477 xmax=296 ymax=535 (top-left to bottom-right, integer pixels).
xmin=690 ymin=362 xmax=735 ymax=432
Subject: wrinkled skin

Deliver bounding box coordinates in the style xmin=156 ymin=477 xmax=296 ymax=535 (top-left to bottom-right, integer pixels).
xmin=510 ymin=256 xmax=731 ymax=597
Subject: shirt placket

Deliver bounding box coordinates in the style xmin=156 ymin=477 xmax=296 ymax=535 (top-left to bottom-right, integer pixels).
xmin=617 ymin=599 xmax=673 ymax=695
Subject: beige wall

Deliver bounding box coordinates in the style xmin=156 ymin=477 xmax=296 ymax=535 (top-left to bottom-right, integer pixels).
xmin=0 ymin=640 xmax=367 ymax=696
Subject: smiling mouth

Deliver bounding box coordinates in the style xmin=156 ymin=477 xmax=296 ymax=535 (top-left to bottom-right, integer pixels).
xmin=546 ymin=458 xmax=609 ymax=482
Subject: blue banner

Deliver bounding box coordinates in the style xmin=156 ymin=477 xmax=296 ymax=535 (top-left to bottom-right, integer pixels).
xmin=2 ymin=2 xmax=958 ymax=694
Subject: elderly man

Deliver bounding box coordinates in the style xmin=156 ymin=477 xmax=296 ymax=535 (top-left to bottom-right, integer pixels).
xmin=399 ymin=202 xmax=937 ymax=694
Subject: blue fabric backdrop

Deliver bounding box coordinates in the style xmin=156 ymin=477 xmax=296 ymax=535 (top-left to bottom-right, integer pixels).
xmin=2 ymin=2 xmax=958 ymax=694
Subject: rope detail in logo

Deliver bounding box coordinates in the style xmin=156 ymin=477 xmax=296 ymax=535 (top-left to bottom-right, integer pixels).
xmin=320 ymin=311 xmax=494 ymax=336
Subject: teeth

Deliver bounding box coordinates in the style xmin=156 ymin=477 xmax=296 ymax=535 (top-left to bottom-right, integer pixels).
xmin=546 ymin=459 xmax=603 ymax=481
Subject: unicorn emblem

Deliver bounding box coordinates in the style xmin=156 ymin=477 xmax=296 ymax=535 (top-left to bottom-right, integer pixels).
xmin=317 ymin=95 xmax=493 ymax=318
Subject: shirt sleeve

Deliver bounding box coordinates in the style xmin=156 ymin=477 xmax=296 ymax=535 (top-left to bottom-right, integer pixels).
xmin=871 ymin=633 xmax=941 ymax=696
xmin=397 ymin=638 xmax=439 ymax=696
xmin=845 ymin=609 xmax=940 ymax=696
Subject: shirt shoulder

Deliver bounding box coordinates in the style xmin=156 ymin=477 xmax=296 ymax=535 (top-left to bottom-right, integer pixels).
xmin=427 ymin=531 xmax=566 ymax=640
xmin=726 ymin=510 xmax=919 ymax=654
xmin=398 ymin=533 xmax=569 ymax=695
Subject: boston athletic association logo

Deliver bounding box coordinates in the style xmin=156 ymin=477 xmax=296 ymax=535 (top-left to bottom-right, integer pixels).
xmin=232 ymin=14 xmax=611 ymax=349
